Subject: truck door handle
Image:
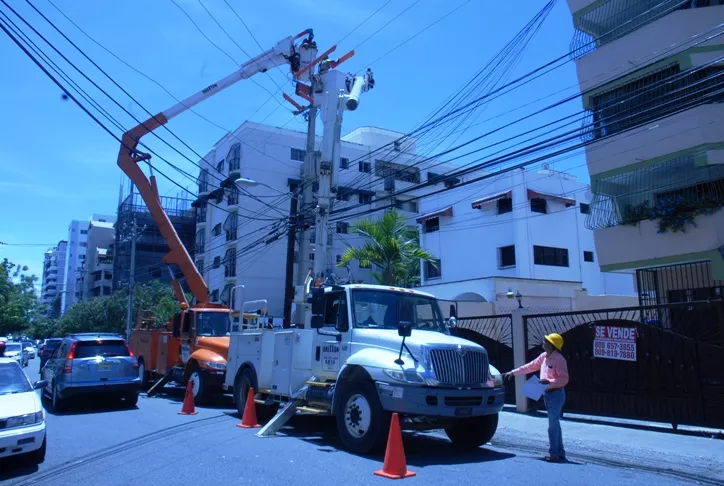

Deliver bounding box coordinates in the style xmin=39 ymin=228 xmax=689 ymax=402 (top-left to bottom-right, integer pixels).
xmin=315 ymin=346 xmax=320 ymax=361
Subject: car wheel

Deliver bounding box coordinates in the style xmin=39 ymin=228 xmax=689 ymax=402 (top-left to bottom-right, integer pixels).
xmin=123 ymin=392 xmax=139 ymax=408
xmin=334 ymin=379 xmax=390 ymax=455
xmin=188 ymin=366 xmax=209 ymax=406
xmin=51 ymin=381 xmax=66 ymax=413
xmin=444 ymin=413 xmax=499 ymax=449
xmin=30 ymin=434 xmax=46 ymax=464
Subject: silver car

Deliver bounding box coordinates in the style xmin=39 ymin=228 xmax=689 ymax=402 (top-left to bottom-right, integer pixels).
xmin=4 ymin=342 xmax=29 ymax=367
xmin=41 ymin=333 xmax=141 ymax=412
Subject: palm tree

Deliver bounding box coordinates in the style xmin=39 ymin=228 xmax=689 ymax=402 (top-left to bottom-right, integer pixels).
xmin=336 ymin=210 xmax=438 ymax=286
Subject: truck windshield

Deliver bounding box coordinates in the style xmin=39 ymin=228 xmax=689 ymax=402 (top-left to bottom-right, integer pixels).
xmin=196 ymin=312 xmax=230 ymax=337
xmin=350 ymin=289 xmax=448 ymax=334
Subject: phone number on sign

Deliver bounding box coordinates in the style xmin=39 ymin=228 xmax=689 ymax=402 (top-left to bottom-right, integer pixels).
xmin=593 ymin=340 xmax=636 ymax=361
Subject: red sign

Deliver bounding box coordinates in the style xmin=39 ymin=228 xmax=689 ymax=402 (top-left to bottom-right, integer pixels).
xmin=593 ymin=326 xmax=637 ymax=362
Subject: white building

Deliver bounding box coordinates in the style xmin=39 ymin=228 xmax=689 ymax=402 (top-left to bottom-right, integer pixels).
xmin=78 ymin=221 xmax=115 ymax=299
xmin=62 ymin=214 xmax=116 ymax=312
xmin=41 ymin=240 xmax=67 ymax=317
xmin=194 ymin=122 xmax=459 ymax=317
xmin=416 ymin=166 xmax=636 ymax=302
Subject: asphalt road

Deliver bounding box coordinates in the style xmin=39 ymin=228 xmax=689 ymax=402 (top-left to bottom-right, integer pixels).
xmin=0 ymin=359 xmax=702 ymax=485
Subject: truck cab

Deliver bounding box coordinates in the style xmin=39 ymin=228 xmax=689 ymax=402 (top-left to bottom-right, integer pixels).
xmin=226 ymin=284 xmax=505 ymax=455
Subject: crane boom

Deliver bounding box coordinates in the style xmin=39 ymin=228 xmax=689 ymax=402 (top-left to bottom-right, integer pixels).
xmin=117 ymin=29 xmax=318 ymax=305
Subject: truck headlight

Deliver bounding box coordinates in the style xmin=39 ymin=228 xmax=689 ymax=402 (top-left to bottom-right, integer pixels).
xmin=383 ymin=369 xmax=424 ymax=384
xmin=203 ymin=361 xmax=226 ymax=371
xmin=7 ymin=411 xmax=43 ymax=428
xmin=489 ymin=364 xmax=503 ymax=387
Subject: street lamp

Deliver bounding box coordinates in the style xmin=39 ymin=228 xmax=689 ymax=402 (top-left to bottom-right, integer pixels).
xmin=515 ymin=290 xmax=523 ymax=308
xmin=235 ymin=177 xmax=287 ymax=195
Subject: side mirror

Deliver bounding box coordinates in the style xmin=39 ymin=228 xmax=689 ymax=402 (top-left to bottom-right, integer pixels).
xmin=311 ymin=287 xmax=325 ymax=315
xmin=310 ymin=315 xmax=324 ymax=329
xmin=397 ymin=321 xmax=412 ymax=338
xmin=449 ymin=304 xmax=457 ymax=318
xmin=33 ymin=380 xmax=48 ymax=390
xmin=172 ymin=313 xmax=181 ymax=338
xmin=447 ymin=316 xmax=457 ymax=329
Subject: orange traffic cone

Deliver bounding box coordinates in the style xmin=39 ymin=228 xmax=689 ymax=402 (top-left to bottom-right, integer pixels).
xmin=177 ymin=379 xmax=198 ymax=415
xmin=374 ymin=413 xmax=416 ymax=479
xmin=236 ymin=387 xmax=260 ymax=428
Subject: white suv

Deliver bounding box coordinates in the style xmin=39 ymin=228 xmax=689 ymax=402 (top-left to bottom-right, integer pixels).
xmin=0 ymin=357 xmax=47 ymax=463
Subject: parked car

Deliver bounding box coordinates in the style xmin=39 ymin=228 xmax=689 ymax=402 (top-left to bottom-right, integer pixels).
xmin=0 ymin=357 xmax=47 ymax=463
xmin=4 ymin=342 xmax=29 ymax=367
xmin=23 ymin=341 xmax=36 ymax=359
xmin=38 ymin=338 xmax=63 ymax=372
xmin=41 ymin=333 xmax=141 ymax=411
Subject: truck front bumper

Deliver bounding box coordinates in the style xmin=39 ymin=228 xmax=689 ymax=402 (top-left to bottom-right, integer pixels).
xmin=375 ymin=381 xmax=505 ymax=418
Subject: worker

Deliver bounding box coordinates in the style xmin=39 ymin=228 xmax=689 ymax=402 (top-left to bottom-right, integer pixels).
xmin=503 ymin=333 xmax=569 ymax=463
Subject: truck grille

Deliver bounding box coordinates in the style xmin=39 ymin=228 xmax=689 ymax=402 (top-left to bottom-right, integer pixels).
xmin=430 ymin=347 xmax=488 ymax=386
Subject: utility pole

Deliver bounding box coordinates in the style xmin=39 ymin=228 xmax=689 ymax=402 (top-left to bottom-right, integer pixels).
xmin=125 ymin=217 xmax=137 ymax=341
xmin=283 ymin=183 xmax=299 ymax=328
xmin=293 ymin=104 xmax=317 ymax=326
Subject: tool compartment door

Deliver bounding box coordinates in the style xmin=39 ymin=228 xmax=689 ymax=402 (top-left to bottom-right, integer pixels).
xmin=271 ymin=331 xmax=294 ymax=397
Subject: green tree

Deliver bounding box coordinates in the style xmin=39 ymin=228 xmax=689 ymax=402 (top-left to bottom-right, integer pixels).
xmin=0 ymin=258 xmax=43 ymax=336
xmin=336 ymin=210 xmax=437 ymax=286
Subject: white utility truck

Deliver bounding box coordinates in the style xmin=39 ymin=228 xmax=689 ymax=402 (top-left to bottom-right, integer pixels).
xmin=225 ymin=283 xmax=505 ymax=454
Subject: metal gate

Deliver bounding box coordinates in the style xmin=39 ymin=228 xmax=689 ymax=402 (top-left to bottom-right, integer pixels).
xmin=523 ymin=301 xmax=724 ymax=428
xmin=454 ymin=314 xmax=515 ymax=404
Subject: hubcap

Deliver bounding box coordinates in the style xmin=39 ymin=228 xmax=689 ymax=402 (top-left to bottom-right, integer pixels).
xmin=190 ymin=372 xmax=201 ymax=396
xmin=138 ymin=362 xmax=145 ymax=381
xmin=344 ymin=393 xmax=372 ymax=439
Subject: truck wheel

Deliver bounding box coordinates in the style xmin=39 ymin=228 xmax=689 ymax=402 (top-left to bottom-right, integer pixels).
xmin=444 ymin=413 xmax=499 ymax=449
xmin=335 ymin=380 xmax=390 ymax=455
xmin=188 ymin=366 xmax=210 ymax=406
xmin=234 ymin=368 xmax=279 ymax=422
xmin=137 ymin=358 xmax=149 ymax=390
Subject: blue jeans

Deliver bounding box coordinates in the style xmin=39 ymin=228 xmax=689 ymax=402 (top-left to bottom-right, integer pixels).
xmin=543 ymin=388 xmax=566 ymax=459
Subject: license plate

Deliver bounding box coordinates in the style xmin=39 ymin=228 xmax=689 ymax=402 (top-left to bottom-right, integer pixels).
xmin=454 ymin=407 xmax=472 ymax=417
xmin=97 ymin=363 xmax=112 ymax=371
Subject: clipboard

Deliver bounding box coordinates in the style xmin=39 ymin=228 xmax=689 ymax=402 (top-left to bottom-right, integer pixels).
xmin=522 ymin=375 xmax=549 ymax=401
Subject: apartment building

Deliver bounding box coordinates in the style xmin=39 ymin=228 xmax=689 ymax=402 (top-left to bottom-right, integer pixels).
xmin=416 ymin=166 xmax=636 ymax=302
xmin=566 ymin=0 xmax=724 ymax=300
xmin=78 ymin=220 xmax=115 ymax=299
xmin=193 ymin=122 xmax=460 ymax=317
xmin=40 ymin=240 xmax=67 ymax=317
xmin=62 ymin=214 xmax=116 ymax=312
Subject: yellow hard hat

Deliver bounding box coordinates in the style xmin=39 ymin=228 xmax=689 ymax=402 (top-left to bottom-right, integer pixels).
xmin=545 ymin=333 xmax=563 ymax=351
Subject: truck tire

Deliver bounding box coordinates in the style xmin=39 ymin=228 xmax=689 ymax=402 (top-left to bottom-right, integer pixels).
xmin=234 ymin=368 xmax=279 ymax=422
xmin=137 ymin=357 xmax=149 ymax=390
xmin=187 ymin=365 xmax=210 ymax=406
xmin=444 ymin=413 xmax=499 ymax=449
xmin=335 ymin=380 xmax=391 ymax=455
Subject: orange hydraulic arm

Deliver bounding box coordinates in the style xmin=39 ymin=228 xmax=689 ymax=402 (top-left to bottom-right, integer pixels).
xmin=116 ymin=30 xmax=318 ymax=306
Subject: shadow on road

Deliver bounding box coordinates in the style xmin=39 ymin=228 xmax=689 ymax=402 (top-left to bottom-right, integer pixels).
xmin=142 ymin=386 xmax=234 ymax=410
xmin=275 ymin=415 xmax=516 ymax=466
xmin=44 ymin=395 xmax=138 ymax=416
xmin=0 ymin=456 xmax=40 ymax=481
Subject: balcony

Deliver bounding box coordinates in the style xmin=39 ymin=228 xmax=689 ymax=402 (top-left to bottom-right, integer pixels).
xmin=588 ymin=154 xmax=724 ymax=231
xmin=196 ymin=205 xmax=207 ymax=226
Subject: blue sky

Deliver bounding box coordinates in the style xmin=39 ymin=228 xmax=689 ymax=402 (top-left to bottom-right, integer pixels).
xmin=0 ymin=0 xmax=585 ymax=284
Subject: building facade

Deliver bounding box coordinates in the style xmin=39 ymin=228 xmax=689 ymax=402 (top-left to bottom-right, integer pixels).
xmin=567 ymin=0 xmax=724 ymax=297
xmin=416 ymin=166 xmax=636 ymax=301
xmin=41 ymin=240 xmax=67 ymax=317
xmin=193 ymin=122 xmax=461 ymax=317
xmin=78 ymin=221 xmax=116 ymax=299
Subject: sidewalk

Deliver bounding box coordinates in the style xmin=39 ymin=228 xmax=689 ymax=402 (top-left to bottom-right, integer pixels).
xmin=490 ymin=407 xmax=724 ymax=484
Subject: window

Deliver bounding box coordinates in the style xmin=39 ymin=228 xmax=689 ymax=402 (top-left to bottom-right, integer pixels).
xmin=374 ymin=159 xmax=420 ymax=184
xmin=327 ymin=232 xmax=333 ymax=246
xmin=584 ymin=251 xmax=594 ymax=263
xmin=228 ymin=186 xmax=239 ymax=205
xmin=228 ymin=144 xmax=241 ymax=171
xmin=73 ymin=340 xmax=130 ymax=359
xmin=444 ymin=178 xmax=460 ymax=188
xmin=216 ymin=159 xmax=225 ymax=173
xmin=336 ymin=222 xmax=349 ymax=234
xmin=359 ymin=260 xmax=371 ymax=269
xmin=580 ymin=203 xmax=590 ymax=214
xmin=224 ymin=213 xmax=238 ymax=241
xmin=424 ymin=217 xmax=439 ymax=233
xmin=359 ymin=193 xmax=372 ymax=204
xmin=358 ymin=161 xmax=371 ymax=173
xmin=291 ymin=148 xmax=306 ymax=161
xmin=210 ymin=289 xmax=219 ymax=302
xmin=340 ymin=157 xmax=349 ymax=169
xmin=497 ymin=197 xmax=513 ymax=215
xmin=196 ymin=259 xmax=204 ymax=273
xmin=336 ymin=190 xmax=351 ymax=201
xmin=80 ymin=229 xmax=88 ymax=235
xmin=309 ymin=253 xmax=315 ymax=261
xmin=499 ymin=245 xmax=516 ymax=268
xmin=212 ymin=223 xmax=222 ymax=236
xmin=224 ymin=248 xmax=236 ymax=277
xmin=530 ymin=198 xmax=547 ymax=214
xmin=80 ymin=242 xmax=87 ymax=247
xmin=424 ymin=259 xmax=441 ymax=280
xmin=213 ymin=256 xmax=221 ymax=269
xmin=533 ymin=245 xmax=569 ymax=267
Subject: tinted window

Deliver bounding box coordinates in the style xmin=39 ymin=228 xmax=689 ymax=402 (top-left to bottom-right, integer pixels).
xmin=74 ymin=340 xmax=130 ymax=359
xmin=0 ymin=362 xmax=32 ymax=394
xmin=5 ymin=343 xmax=22 ymax=353
xmin=46 ymin=339 xmax=62 ymax=349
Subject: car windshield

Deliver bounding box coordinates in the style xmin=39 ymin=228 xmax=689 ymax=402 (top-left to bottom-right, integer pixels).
xmin=74 ymin=340 xmax=130 ymax=359
xmin=46 ymin=339 xmax=62 ymax=348
xmin=0 ymin=362 xmax=32 ymax=395
xmin=350 ymin=289 xmax=448 ymax=334
xmin=196 ymin=312 xmax=230 ymax=337
xmin=5 ymin=343 xmax=22 ymax=353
